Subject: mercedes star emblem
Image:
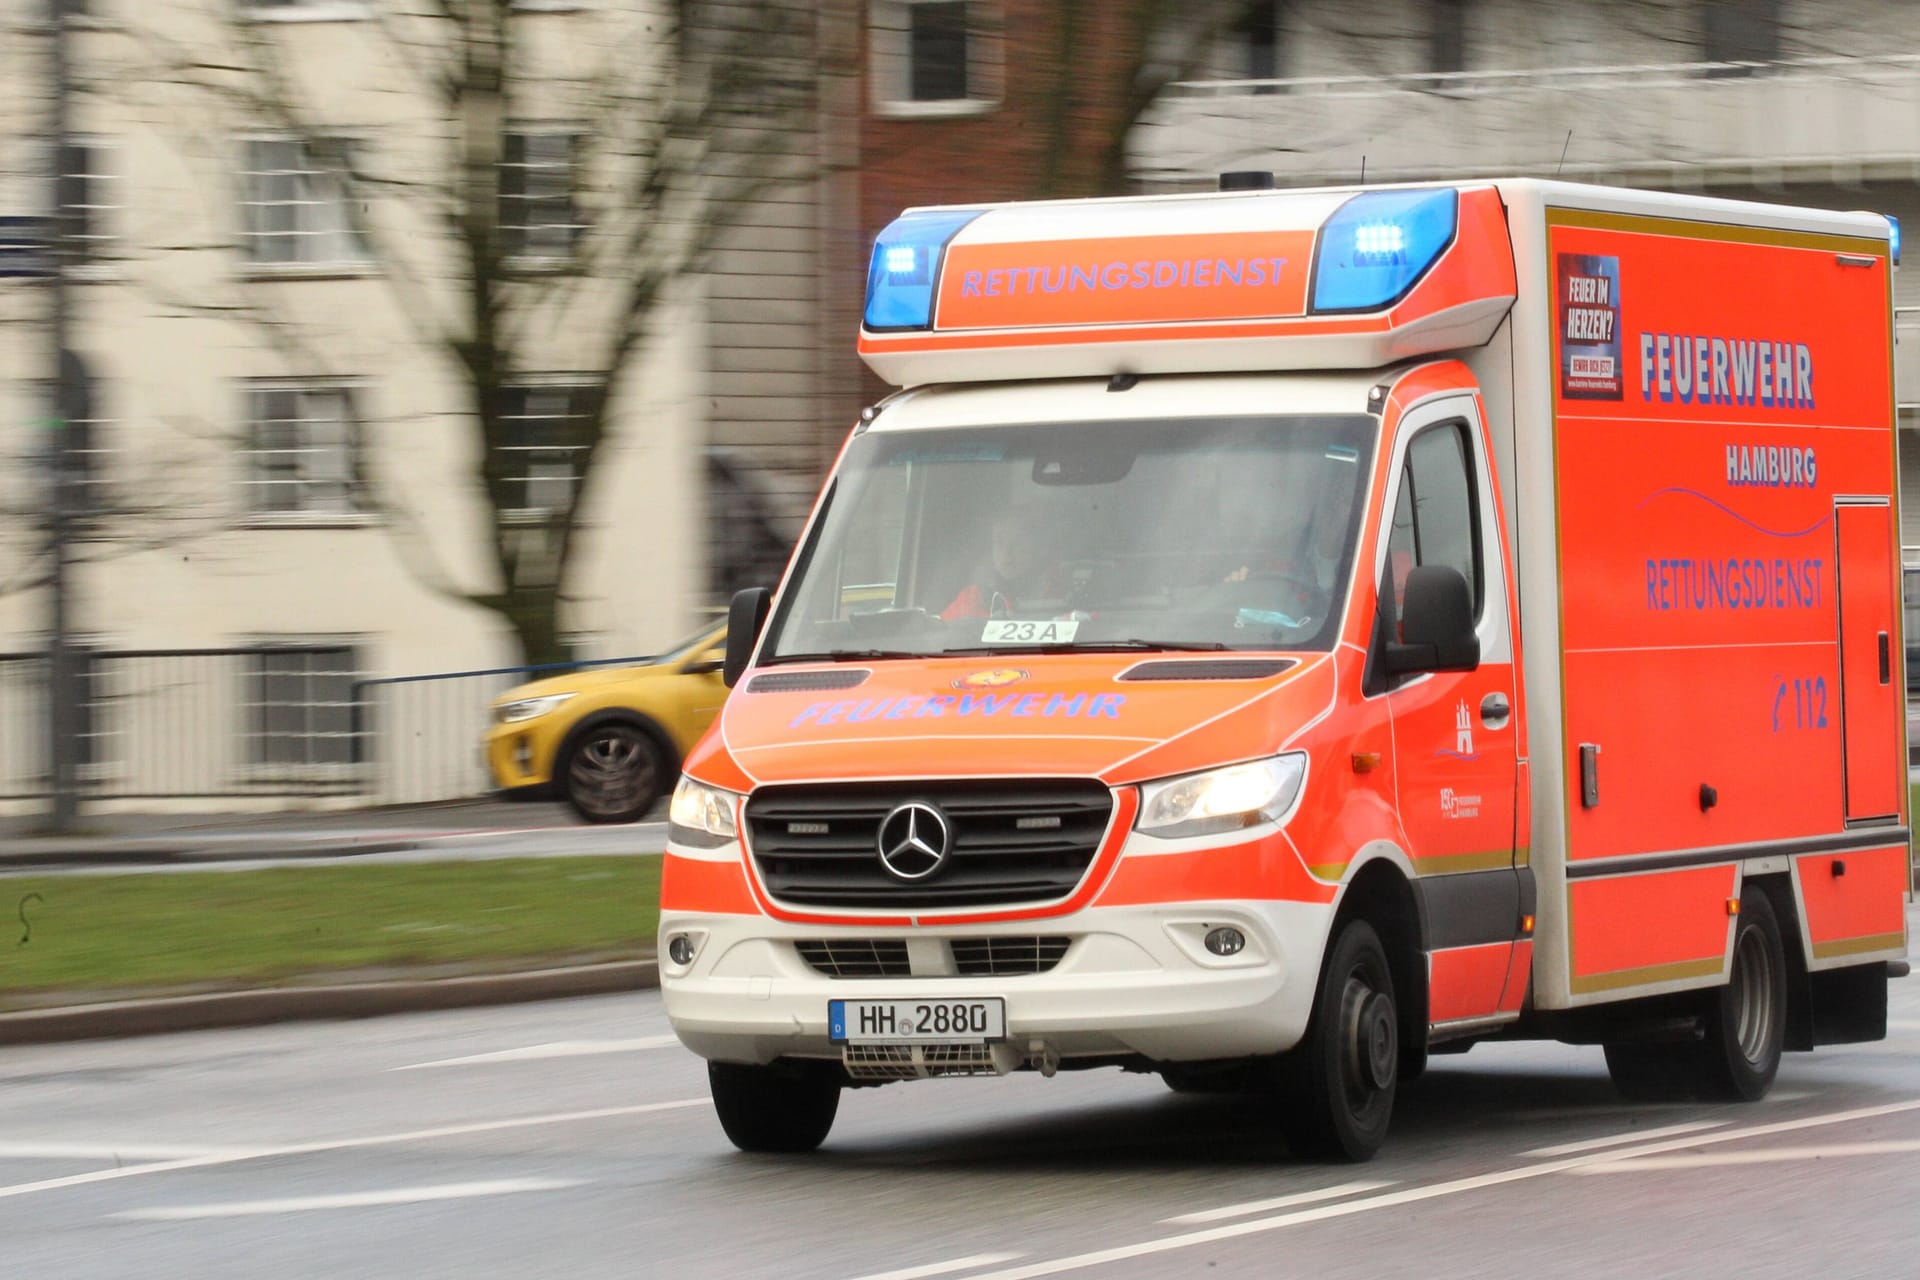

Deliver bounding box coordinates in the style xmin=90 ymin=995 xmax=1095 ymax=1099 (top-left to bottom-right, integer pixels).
xmin=876 ymin=802 xmax=952 ymax=882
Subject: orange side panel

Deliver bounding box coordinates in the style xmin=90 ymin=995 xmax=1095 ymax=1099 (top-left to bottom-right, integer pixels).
xmin=659 ymin=854 xmax=762 ymax=917
xmin=1796 ymin=844 xmax=1910 ymax=950
xmin=1428 ymin=942 xmax=1515 ymax=1023
xmin=1498 ymin=940 xmax=1534 ymax=1014
xmin=1569 ymin=864 xmax=1736 ymax=981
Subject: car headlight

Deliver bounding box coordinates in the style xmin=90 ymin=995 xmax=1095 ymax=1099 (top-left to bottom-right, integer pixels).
xmin=668 ymin=776 xmax=741 ymax=849
xmin=495 ymin=693 xmax=574 ymax=724
xmin=1136 ymin=753 xmax=1307 ymax=839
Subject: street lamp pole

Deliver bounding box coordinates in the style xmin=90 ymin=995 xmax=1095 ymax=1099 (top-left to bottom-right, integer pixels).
xmin=45 ymin=0 xmax=79 ymax=833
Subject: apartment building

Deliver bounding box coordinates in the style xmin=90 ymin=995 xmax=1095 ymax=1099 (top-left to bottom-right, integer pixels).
xmin=0 ymin=0 xmax=845 ymax=804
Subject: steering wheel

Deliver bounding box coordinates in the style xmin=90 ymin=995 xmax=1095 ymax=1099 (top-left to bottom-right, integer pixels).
xmin=1239 ymin=570 xmax=1318 ymax=616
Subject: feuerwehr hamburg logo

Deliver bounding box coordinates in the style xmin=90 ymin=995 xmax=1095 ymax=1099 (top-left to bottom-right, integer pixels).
xmin=876 ymin=802 xmax=951 ymax=881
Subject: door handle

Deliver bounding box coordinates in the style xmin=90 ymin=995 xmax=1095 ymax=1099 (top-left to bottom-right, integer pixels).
xmin=1878 ymin=632 xmax=1890 ymax=685
xmin=1480 ymin=692 xmax=1510 ymax=725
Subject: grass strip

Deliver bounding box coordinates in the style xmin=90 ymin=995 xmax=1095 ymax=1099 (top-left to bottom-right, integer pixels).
xmin=0 ymin=856 xmax=660 ymax=1007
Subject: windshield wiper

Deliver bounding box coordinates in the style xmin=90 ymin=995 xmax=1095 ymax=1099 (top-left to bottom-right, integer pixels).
xmin=762 ymin=648 xmax=929 ymax=665
xmin=943 ymin=639 xmax=1232 ymax=656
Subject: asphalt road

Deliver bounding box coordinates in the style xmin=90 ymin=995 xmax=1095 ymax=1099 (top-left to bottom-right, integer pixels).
xmin=3 ymin=910 xmax=1917 ymax=1280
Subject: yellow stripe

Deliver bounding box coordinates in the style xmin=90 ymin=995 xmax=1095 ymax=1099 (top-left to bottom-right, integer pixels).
xmin=1569 ymin=956 xmax=1723 ymax=995
xmin=1811 ymin=932 xmax=1908 ymax=960
xmin=1410 ymin=848 xmax=1519 ymax=876
xmin=1307 ymin=861 xmax=1347 ymax=881
xmin=1545 ymin=207 xmax=1888 ymax=257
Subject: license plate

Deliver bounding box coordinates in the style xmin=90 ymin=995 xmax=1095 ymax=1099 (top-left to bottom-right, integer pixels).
xmin=829 ymin=998 xmax=1006 ymax=1044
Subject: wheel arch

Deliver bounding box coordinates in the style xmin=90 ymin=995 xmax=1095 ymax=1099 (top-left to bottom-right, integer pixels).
xmin=1332 ymin=853 xmax=1429 ymax=1068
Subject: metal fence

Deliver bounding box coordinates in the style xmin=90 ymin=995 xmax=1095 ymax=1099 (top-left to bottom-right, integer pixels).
xmin=1 ymin=648 xmax=650 ymax=805
xmin=357 ymin=656 xmax=649 ymax=806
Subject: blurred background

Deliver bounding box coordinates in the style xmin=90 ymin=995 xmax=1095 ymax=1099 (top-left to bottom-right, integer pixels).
xmin=4 ymin=0 xmax=1918 ymax=824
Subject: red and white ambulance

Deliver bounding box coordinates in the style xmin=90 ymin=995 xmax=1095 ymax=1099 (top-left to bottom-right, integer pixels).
xmin=659 ymin=178 xmax=1914 ymax=1160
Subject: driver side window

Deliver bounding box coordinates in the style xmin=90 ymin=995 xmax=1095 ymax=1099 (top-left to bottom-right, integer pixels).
xmin=1386 ymin=422 xmax=1482 ymax=616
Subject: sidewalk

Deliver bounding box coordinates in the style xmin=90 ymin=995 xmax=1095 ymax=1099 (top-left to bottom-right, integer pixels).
xmin=0 ymin=797 xmax=660 ymax=870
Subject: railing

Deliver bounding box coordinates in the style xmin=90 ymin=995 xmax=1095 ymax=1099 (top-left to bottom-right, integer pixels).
xmin=0 ymin=648 xmax=652 ymax=805
xmin=357 ymin=655 xmax=650 ymax=806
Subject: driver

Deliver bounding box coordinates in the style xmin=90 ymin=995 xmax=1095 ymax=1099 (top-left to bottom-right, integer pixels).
xmin=941 ymin=507 xmax=1065 ymax=620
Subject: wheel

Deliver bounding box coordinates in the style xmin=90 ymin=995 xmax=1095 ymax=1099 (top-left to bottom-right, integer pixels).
xmin=1697 ymin=889 xmax=1786 ymax=1101
xmin=708 ymin=1061 xmax=841 ymax=1154
xmin=1278 ymin=919 xmax=1399 ymax=1162
xmin=1605 ymin=891 xmax=1787 ymax=1102
xmin=561 ymin=719 xmax=664 ymax=823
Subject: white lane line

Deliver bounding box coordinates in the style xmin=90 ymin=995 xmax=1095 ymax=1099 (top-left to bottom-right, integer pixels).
xmin=1162 ymin=1180 xmax=1392 ymax=1225
xmin=948 ymin=1098 xmax=1920 ymax=1280
xmin=0 ymin=1099 xmax=705 ymax=1202
xmin=1524 ymin=1120 xmax=1728 ymax=1157
xmin=392 ymin=1037 xmax=680 ymax=1070
xmin=1566 ymin=1138 xmax=1920 ymax=1173
xmin=0 ymin=1141 xmax=243 ymax=1161
xmin=115 ymin=1178 xmax=582 ymax=1220
xmin=846 ymin=1255 xmax=1025 ymax=1280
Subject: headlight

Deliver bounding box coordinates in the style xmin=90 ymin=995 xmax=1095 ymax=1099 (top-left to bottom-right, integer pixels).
xmin=495 ymin=693 xmax=574 ymax=724
xmin=1136 ymin=753 xmax=1307 ymax=839
xmin=668 ymin=776 xmax=740 ymax=848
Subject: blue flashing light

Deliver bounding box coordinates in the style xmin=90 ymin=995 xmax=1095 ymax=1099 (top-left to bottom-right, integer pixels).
xmin=863 ymin=209 xmax=983 ymax=331
xmin=1310 ymin=188 xmax=1459 ymax=314
xmin=1889 ymin=214 xmax=1901 ymax=266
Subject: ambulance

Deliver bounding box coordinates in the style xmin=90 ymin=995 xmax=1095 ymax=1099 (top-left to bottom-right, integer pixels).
xmin=659 ymin=177 xmax=1914 ymax=1161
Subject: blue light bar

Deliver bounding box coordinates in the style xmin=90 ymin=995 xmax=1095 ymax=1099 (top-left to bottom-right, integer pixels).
xmin=1309 ymin=188 xmax=1459 ymax=314
xmin=1889 ymin=214 xmax=1901 ymax=266
xmin=863 ymin=209 xmax=983 ymax=331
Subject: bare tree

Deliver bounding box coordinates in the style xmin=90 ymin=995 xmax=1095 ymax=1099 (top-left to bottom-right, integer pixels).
xmin=86 ymin=0 xmax=820 ymax=665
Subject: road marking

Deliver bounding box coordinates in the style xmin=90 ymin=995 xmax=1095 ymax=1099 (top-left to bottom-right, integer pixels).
xmin=1566 ymin=1138 xmax=1920 ymax=1172
xmin=1162 ymin=1180 xmax=1392 ymax=1225
xmin=846 ymin=1255 xmax=1025 ymax=1280
xmin=0 ymin=1099 xmax=705 ymax=1203
xmin=392 ymin=1037 xmax=680 ymax=1070
xmin=114 ymin=1178 xmax=582 ymax=1220
xmin=1524 ymin=1120 xmax=1728 ymax=1156
xmin=0 ymin=1141 xmax=242 ymax=1161
xmin=946 ymin=1098 xmax=1920 ymax=1280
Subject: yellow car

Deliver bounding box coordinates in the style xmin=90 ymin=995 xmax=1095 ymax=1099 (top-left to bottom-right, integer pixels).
xmin=485 ymin=623 xmax=728 ymax=823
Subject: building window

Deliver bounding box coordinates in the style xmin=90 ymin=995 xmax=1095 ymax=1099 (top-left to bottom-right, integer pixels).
xmin=243 ymin=383 xmax=362 ymax=518
xmin=245 ymin=645 xmax=364 ymax=769
xmin=871 ymin=1 xmax=1001 ymax=116
xmin=1235 ymin=2 xmax=1285 ymax=82
xmin=707 ymin=450 xmax=794 ymax=604
xmin=242 ymin=0 xmax=373 ymax=21
xmin=498 ymin=382 xmax=593 ymax=518
xmin=58 ymin=140 xmax=114 ymax=270
xmin=239 ymin=138 xmax=366 ymax=266
xmin=1428 ymin=0 xmax=1468 ymax=76
xmin=501 ymin=129 xmax=583 ymax=263
xmin=1703 ymin=0 xmax=1780 ymax=73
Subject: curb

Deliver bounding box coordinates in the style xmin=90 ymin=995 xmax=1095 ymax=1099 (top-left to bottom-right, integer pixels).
xmin=0 ymin=959 xmax=658 ymax=1046
xmin=0 ymin=840 xmax=425 ymax=871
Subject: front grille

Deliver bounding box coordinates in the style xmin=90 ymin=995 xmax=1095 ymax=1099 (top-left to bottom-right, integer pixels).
xmin=795 ymin=939 xmax=910 ymax=978
xmin=843 ymin=1043 xmax=1000 ymax=1080
xmin=746 ymin=780 xmax=1112 ymax=909
xmin=951 ymin=936 xmax=1071 ymax=976
xmin=795 ymin=935 xmax=1073 ymax=978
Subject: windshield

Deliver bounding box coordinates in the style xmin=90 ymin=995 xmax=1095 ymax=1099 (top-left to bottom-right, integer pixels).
xmin=763 ymin=414 xmax=1377 ymax=661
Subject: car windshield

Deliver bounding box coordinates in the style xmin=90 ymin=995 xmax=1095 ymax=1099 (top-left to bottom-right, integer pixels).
xmin=762 ymin=413 xmax=1377 ymax=661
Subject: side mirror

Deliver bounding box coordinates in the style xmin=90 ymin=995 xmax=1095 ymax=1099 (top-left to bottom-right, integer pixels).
xmin=1384 ymin=565 xmax=1479 ymax=675
xmin=723 ymin=587 xmax=772 ymax=688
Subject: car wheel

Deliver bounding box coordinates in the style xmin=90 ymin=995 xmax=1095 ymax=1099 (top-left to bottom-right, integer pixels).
xmin=709 ymin=1061 xmax=841 ymax=1154
xmin=561 ymin=720 xmax=664 ymax=824
xmin=1276 ymin=919 xmax=1398 ymax=1162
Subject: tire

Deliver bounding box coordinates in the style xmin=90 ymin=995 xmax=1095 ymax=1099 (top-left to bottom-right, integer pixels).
xmin=1278 ymin=919 xmax=1399 ymax=1162
xmin=1604 ymin=891 xmax=1787 ymax=1103
xmin=1696 ymin=889 xmax=1787 ymax=1101
xmin=709 ymin=1061 xmax=841 ymax=1154
xmin=560 ymin=719 xmax=665 ymax=824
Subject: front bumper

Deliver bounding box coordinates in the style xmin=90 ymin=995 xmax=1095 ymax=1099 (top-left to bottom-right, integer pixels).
xmin=658 ymin=899 xmax=1336 ymax=1069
